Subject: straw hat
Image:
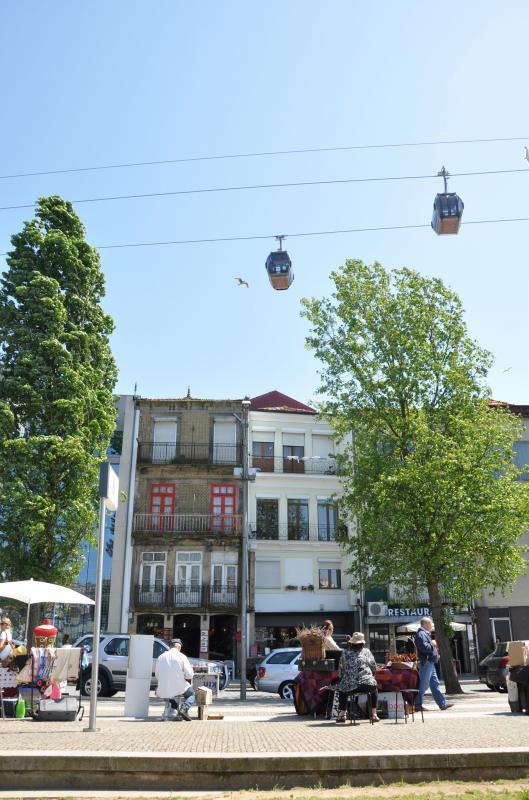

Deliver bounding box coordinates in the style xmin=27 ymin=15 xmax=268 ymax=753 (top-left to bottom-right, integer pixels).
xmin=349 ymin=631 xmax=366 ymax=645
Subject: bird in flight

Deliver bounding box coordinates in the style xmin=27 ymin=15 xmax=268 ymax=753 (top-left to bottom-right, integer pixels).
xmin=235 ymin=277 xmax=249 ymax=288
xmin=524 ymin=146 xmax=529 ymax=164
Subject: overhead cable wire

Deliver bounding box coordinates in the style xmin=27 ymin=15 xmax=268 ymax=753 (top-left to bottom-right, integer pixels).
xmin=0 ymin=136 xmax=527 ymax=181
xmin=2 ymin=216 xmax=528 ymax=257
xmin=0 ymin=168 xmax=527 ymax=213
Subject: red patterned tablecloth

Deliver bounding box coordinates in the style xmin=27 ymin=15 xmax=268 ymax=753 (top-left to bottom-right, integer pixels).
xmin=294 ymin=666 xmax=419 ymax=716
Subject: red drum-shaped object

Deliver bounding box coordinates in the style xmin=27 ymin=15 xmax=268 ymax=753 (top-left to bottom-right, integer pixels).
xmin=34 ymin=618 xmax=58 ymax=646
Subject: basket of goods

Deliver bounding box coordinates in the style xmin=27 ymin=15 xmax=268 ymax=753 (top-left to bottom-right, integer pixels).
xmin=296 ymin=626 xmax=326 ymax=661
xmin=387 ymin=653 xmax=417 ymax=669
xmin=34 ymin=619 xmax=58 ymax=647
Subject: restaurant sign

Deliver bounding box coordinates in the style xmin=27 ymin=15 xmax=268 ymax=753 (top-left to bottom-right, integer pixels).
xmin=387 ymin=605 xmax=461 ymax=617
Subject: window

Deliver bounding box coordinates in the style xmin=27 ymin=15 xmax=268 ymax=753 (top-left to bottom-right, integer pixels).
xmin=213 ymin=419 xmax=237 ymax=464
xmin=283 ymin=445 xmax=304 ymax=474
xmin=210 ymin=484 xmax=236 ymax=532
xmin=312 ymin=435 xmax=336 ymax=474
xmin=252 ymin=441 xmax=274 ymax=472
xmin=153 ymin=641 xmax=168 ymax=659
xmin=368 ymin=625 xmax=390 ymax=664
xmin=267 ymin=651 xmax=301 ymax=665
xmin=104 ymin=637 xmax=130 ymax=657
xmin=140 ymin=552 xmax=167 ymax=591
xmin=256 ymin=560 xmax=281 ymax=589
xmin=212 ymin=564 xmax=237 ymax=589
xmin=318 ymin=568 xmax=341 ymax=589
xmin=149 ymin=484 xmax=175 ymax=532
xmin=317 ymin=502 xmax=337 ymax=541
xmin=175 ymin=552 xmax=203 ymax=606
xmin=153 ymin=420 xmax=177 ymax=463
xmin=287 ymin=499 xmax=309 ymax=541
xmin=256 ymin=499 xmax=279 ymax=540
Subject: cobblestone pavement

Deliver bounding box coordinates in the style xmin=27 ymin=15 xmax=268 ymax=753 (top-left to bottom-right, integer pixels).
xmin=1 ymin=683 xmax=527 ymax=755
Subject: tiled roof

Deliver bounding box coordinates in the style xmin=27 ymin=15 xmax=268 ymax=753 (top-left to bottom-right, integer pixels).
xmin=489 ymin=399 xmax=529 ymax=416
xmin=250 ymin=390 xmax=316 ymax=414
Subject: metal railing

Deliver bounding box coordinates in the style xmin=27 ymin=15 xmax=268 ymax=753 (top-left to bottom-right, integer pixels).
xmin=134 ymin=583 xmax=239 ymax=609
xmin=137 ymin=441 xmax=242 ymax=466
xmin=249 ymin=523 xmax=337 ymax=542
xmin=250 ymin=455 xmax=338 ymax=475
xmin=133 ymin=513 xmax=242 ymax=535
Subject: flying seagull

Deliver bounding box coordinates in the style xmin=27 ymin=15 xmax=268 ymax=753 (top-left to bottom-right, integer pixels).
xmin=235 ymin=277 xmax=249 ymax=288
xmin=524 ymin=146 xmax=529 ymax=164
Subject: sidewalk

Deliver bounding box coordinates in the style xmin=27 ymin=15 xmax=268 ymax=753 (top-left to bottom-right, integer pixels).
xmin=1 ymin=683 xmax=527 ymax=791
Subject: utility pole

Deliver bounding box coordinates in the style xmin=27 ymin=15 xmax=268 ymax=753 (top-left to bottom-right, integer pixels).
xmin=239 ymin=397 xmax=251 ymax=701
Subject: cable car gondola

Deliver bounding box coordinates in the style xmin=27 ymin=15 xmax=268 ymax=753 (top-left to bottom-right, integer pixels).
xmin=265 ymin=235 xmax=294 ymax=290
xmin=431 ymin=166 xmax=464 ymax=235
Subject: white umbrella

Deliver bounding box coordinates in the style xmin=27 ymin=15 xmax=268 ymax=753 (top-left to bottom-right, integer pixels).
xmin=396 ymin=621 xmax=467 ymax=634
xmin=0 ymin=579 xmax=95 ymax=641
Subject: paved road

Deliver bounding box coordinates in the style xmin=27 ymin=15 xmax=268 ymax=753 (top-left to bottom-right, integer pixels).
xmin=1 ymin=682 xmax=527 ymax=755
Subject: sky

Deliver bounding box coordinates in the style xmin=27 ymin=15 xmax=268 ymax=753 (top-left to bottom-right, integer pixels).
xmin=0 ymin=2 xmax=528 ymax=407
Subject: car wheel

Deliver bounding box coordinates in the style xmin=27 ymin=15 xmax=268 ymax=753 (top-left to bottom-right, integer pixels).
xmin=218 ymin=674 xmax=228 ymax=691
xmin=278 ymin=682 xmax=294 ymax=701
xmin=81 ymin=671 xmax=110 ymax=698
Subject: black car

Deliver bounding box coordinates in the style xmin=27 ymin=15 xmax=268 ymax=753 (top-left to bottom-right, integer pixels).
xmin=479 ymin=642 xmax=510 ymax=692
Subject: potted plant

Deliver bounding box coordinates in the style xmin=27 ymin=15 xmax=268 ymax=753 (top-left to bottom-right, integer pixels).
xmin=285 ymin=585 xmax=298 ymax=591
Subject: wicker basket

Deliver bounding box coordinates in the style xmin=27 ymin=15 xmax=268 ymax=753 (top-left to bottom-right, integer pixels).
xmin=296 ymin=626 xmax=326 ymax=661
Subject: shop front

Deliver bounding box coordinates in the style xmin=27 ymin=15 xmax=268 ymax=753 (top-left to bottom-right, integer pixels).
xmin=253 ymin=611 xmax=358 ymax=656
xmin=366 ymin=604 xmax=472 ymax=672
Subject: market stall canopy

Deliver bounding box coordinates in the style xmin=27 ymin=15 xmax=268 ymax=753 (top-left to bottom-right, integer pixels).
xmin=396 ymin=621 xmax=466 ymax=634
xmin=0 ymin=579 xmax=95 ymax=606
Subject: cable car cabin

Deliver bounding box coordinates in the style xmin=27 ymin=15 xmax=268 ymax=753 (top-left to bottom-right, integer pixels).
xmin=431 ymin=192 xmax=464 ymax=235
xmin=265 ymin=250 xmax=294 ymax=290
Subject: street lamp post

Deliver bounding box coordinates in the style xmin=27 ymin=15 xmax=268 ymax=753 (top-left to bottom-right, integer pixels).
xmin=239 ymin=397 xmax=251 ymax=701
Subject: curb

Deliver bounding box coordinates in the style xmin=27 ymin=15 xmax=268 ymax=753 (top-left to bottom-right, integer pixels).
xmin=7 ymin=748 xmax=529 ymax=791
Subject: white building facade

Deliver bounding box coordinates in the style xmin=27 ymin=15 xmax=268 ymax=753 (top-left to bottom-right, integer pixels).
xmin=247 ymin=391 xmax=359 ymax=656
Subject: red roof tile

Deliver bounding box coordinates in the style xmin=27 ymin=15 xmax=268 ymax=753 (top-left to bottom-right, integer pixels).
xmin=250 ymin=390 xmax=316 ymax=414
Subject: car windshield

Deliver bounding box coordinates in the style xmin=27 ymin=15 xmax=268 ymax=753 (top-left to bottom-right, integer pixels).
xmin=76 ymin=636 xmax=105 ymax=654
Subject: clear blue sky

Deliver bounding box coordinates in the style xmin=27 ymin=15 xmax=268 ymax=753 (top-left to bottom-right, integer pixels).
xmin=1 ymin=2 xmax=528 ymax=405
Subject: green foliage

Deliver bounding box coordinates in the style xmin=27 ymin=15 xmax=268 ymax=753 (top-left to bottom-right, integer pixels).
xmin=0 ymin=196 xmax=117 ymax=584
xmin=302 ymin=260 xmax=529 ymax=691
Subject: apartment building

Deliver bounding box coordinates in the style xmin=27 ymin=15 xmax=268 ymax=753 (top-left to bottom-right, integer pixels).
xmin=121 ymin=395 xmax=244 ymax=663
xmin=247 ymin=391 xmax=358 ymax=656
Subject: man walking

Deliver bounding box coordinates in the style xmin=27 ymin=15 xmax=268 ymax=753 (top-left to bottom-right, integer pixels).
xmin=156 ymin=638 xmax=195 ymax=721
xmin=414 ymin=617 xmax=454 ymax=712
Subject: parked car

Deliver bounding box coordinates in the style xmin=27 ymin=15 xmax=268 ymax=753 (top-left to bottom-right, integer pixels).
xmin=254 ymin=647 xmax=301 ymax=700
xmin=479 ymin=642 xmax=510 ymax=692
xmin=74 ymin=634 xmax=228 ymax=697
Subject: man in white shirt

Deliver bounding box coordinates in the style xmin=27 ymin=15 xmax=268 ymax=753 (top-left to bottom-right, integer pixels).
xmin=155 ymin=638 xmax=195 ymax=721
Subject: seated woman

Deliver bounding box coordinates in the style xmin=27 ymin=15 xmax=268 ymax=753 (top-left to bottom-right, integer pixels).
xmin=335 ymin=631 xmax=379 ymax=723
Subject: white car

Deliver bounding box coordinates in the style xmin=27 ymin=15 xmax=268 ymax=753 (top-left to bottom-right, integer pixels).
xmin=74 ymin=633 xmax=228 ymax=696
xmin=254 ymin=648 xmax=301 ymax=700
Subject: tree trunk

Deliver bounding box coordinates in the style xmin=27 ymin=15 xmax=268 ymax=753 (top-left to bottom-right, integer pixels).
xmin=427 ymin=581 xmax=463 ymax=695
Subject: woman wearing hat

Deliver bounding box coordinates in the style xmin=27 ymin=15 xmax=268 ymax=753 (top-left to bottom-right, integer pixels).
xmin=335 ymin=631 xmax=380 ymax=723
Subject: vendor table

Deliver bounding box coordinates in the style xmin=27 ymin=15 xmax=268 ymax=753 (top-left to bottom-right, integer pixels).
xmin=294 ymin=664 xmax=422 ymax=723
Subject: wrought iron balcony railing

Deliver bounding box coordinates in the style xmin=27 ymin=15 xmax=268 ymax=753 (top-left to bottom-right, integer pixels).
xmin=138 ymin=441 xmax=242 ymax=466
xmin=133 ymin=513 xmax=242 ymax=536
xmin=134 ymin=583 xmax=239 ymax=610
xmin=250 ymin=455 xmax=338 ymax=475
xmin=249 ymin=523 xmax=337 ymax=542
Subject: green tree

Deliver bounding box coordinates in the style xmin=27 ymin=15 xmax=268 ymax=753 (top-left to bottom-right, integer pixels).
xmin=302 ymin=260 xmax=529 ymax=693
xmin=0 ymin=196 xmax=117 ymax=586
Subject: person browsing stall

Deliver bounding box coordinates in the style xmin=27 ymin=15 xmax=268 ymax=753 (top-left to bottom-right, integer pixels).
xmin=335 ymin=631 xmax=380 ymax=723
xmin=155 ymin=638 xmax=195 ymax=721
xmin=414 ymin=617 xmax=454 ymax=712
xmin=321 ymin=619 xmax=340 ymax=651
xmin=0 ymin=617 xmax=13 ymax=662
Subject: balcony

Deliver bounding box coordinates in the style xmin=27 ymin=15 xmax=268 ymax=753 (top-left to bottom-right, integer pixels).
xmin=250 ymin=455 xmax=338 ymax=475
xmin=134 ymin=584 xmax=239 ymax=611
xmin=133 ymin=513 xmax=242 ymax=537
xmin=249 ymin=523 xmax=337 ymax=542
xmin=138 ymin=441 xmax=242 ymax=466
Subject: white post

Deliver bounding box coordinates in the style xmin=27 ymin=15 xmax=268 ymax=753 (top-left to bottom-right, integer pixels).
xmin=239 ymin=398 xmax=250 ymax=701
xmin=84 ymin=495 xmax=107 ymax=732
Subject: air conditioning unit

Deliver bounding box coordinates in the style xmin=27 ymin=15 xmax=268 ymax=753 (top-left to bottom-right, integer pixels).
xmin=367 ymin=601 xmax=388 ymax=618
